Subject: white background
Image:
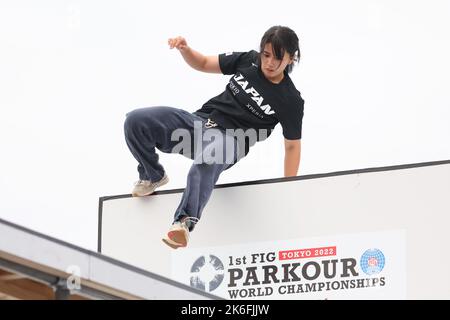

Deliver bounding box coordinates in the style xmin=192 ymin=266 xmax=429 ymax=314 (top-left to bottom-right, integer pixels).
xmin=1 ymin=0 xmax=449 ymax=250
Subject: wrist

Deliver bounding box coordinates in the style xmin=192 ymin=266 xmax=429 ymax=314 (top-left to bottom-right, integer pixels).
xmin=179 ymin=45 xmax=190 ymax=54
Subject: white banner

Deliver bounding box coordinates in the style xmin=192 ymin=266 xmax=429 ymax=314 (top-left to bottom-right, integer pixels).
xmin=171 ymin=230 xmax=407 ymax=300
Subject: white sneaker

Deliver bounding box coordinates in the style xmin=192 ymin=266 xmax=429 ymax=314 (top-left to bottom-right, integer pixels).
xmin=131 ymin=174 xmax=169 ymax=197
xmin=168 ymin=221 xmax=190 ymax=246
xmin=162 ymin=221 xmax=190 ymax=249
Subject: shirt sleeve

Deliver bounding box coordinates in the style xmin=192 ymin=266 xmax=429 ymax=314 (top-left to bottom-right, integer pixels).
xmin=218 ymin=51 xmax=258 ymax=75
xmin=280 ymin=99 xmax=304 ymax=140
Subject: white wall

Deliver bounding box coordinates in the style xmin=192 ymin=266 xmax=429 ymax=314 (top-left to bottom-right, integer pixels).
xmin=101 ymin=163 xmax=450 ymax=299
xmin=1 ymin=0 xmax=449 ymax=250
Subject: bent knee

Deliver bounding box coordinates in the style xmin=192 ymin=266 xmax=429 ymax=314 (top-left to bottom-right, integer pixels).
xmin=124 ymin=107 xmax=159 ymax=133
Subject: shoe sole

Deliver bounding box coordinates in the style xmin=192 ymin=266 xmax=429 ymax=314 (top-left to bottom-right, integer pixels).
xmin=132 ymin=191 xmax=152 ymax=197
xmin=131 ymin=176 xmax=169 ymax=197
xmin=162 ymin=237 xmax=184 ymax=249
xmin=167 ymin=229 xmax=188 ymax=247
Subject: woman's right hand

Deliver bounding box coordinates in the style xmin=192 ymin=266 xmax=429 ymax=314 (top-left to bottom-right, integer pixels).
xmin=168 ymin=36 xmax=188 ymax=51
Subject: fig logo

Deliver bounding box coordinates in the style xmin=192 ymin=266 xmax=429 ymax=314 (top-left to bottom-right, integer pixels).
xmin=190 ymin=255 xmax=225 ymax=292
xmin=360 ymin=248 xmax=385 ymax=275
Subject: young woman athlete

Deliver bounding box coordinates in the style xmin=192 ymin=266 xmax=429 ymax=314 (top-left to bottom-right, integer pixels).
xmin=124 ymin=25 xmax=304 ymax=249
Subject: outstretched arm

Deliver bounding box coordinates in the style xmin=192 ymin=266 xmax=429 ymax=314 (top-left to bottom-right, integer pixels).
xmin=284 ymin=139 xmax=301 ymax=177
xmin=168 ymin=36 xmax=221 ymax=73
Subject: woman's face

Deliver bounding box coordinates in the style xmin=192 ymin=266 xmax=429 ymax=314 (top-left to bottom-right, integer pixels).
xmin=260 ymin=42 xmax=293 ymax=83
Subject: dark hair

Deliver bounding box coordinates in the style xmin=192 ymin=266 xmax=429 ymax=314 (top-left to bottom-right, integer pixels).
xmin=259 ymin=26 xmax=300 ymax=74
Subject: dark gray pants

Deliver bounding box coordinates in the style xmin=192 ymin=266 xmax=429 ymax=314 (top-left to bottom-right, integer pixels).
xmin=124 ymin=106 xmax=242 ymax=230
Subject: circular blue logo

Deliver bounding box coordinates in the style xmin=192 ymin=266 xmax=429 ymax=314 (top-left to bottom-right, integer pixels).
xmin=190 ymin=255 xmax=224 ymax=292
xmin=360 ymin=248 xmax=385 ymax=275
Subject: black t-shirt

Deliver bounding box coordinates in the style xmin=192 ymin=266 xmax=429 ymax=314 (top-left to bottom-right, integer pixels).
xmin=194 ymin=50 xmax=304 ymax=149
